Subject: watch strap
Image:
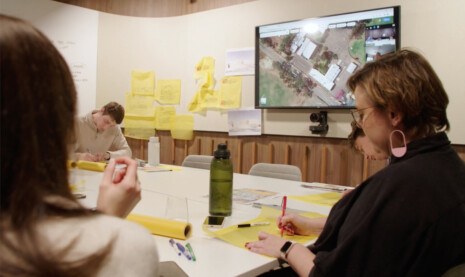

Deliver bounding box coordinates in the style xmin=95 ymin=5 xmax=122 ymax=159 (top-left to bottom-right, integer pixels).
xmin=280 ymin=241 xmax=295 ymax=260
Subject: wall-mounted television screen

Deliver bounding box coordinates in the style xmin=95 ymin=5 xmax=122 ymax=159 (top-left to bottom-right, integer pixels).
xmin=255 ymin=6 xmax=400 ymax=109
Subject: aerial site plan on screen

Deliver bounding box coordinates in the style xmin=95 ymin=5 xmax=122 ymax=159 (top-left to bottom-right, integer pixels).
xmin=256 ymin=7 xmax=399 ymax=108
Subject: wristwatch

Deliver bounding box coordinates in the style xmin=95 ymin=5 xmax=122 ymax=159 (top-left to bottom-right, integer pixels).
xmin=280 ymin=241 xmax=295 ymax=260
xmin=104 ymin=151 xmax=111 ymax=161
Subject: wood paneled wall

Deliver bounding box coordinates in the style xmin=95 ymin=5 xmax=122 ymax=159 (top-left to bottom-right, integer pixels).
xmin=52 ymin=0 xmax=257 ymax=17
xmin=128 ymin=131 xmax=377 ymax=187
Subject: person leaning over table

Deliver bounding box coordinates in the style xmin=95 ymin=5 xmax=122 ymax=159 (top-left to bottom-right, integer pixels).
xmin=0 ymin=15 xmax=158 ymax=276
xmin=246 ymin=49 xmax=465 ymax=276
xmin=348 ymin=120 xmax=388 ymax=161
xmin=73 ymin=101 xmax=132 ymax=162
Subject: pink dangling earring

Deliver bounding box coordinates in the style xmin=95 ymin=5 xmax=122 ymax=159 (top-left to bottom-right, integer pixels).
xmin=390 ymin=130 xmax=407 ymax=157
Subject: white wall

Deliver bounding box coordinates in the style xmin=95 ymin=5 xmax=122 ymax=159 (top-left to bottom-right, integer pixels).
xmin=96 ymin=0 xmax=465 ymax=144
xmin=1 ymin=0 xmax=98 ymax=116
xmin=2 ymin=0 xmax=465 ymax=143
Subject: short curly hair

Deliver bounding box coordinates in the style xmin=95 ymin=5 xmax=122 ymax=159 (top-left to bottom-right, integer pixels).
xmin=102 ymin=102 xmax=124 ymax=124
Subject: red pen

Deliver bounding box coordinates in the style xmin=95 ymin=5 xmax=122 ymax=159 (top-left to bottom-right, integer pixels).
xmin=281 ymin=196 xmax=287 ymax=237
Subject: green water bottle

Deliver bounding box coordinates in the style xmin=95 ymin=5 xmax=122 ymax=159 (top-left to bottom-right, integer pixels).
xmin=209 ymin=143 xmax=233 ymax=216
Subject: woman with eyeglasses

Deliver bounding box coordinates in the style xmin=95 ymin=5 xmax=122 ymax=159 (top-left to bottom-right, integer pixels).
xmin=246 ymin=49 xmax=465 ymax=276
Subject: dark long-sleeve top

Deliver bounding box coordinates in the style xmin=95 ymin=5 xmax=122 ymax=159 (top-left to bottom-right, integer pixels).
xmin=309 ymin=132 xmax=465 ymax=277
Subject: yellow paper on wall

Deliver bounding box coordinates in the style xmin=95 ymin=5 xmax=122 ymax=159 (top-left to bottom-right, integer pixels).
xmin=170 ymin=115 xmax=194 ymax=140
xmin=125 ymin=93 xmax=156 ymax=117
xmin=187 ymin=92 xmax=203 ymax=113
xmin=200 ymin=89 xmax=220 ymax=109
xmin=288 ymin=192 xmax=342 ymax=207
xmin=124 ymin=116 xmax=156 ymax=129
xmin=202 ymin=206 xmax=325 ymax=252
xmin=155 ymin=79 xmax=181 ymax=104
xmin=155 ymin=106 xmax=176 ymax=130
xmin=219 ymin=76 xmax=242 ymax=109
xmin=124 ymin=128 xmax=154 ymax=140
xmin=131 ymin=70 xmax=155 ymax=95
xmin=126 ymin=213 xmax=192 ymax=240
xmin=194 ymin=57 xmax=215 ymax=80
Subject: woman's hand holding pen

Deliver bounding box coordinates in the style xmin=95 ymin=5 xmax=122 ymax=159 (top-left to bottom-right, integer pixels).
xmin=277 ymin=213 xmax=327 ymax=236
xmin=97 ymin=157 xmax=141 ymax=218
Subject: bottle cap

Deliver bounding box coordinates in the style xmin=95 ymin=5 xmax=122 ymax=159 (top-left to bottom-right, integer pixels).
xmin=149 ymin=136 xmax=159 ymax=143
xmin=214 ymin=143 xmax=230 ymax=159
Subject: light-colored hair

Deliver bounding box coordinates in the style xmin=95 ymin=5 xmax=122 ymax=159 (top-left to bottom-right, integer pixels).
xmin=347 ymin=49 xmax=449 ymax=138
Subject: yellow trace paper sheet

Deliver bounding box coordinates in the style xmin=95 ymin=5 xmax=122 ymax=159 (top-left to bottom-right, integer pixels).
xmin=68 ymin=160 xmax=107 ymax=172
xmin=131 ymin=70 xmax=155 ymax=96
xmin=155 ymin=106 xmax=176 ymax=130
xmin=187 ymin=92 xmax=202 ymax=113
xmin=155 ymin=79 xmax=181 ymax=104
xmin=124 ymin=128 xmax=155 ymax=140
xmin=126 ymin=213 xmax=192 ymax=240
xmin=219 ymin=76 xmax=242 ymax=109
xmin=194 ymin=56 xmax=215 ymax=80
xmin=124 ymin=93 xmax=156 ymax=139
xmin=288 ymin=192 xmax=342 ymax=207
xmin=200 ymin=89 xmax=220 ymax=109
xmin=203 ymin=206 xmax=325 ymax=253
xmin=170 ymin=115 xmax=194 ymax=140
xmin=125 ymin=93 xmax=156 ymax=118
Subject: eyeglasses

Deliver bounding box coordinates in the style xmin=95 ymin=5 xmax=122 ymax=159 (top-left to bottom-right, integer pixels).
xmin=350 ymin=106 xmax=376 ymax=128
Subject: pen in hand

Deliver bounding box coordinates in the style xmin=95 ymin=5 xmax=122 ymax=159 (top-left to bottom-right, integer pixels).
xmin=281 ymin=196 xmax=287 ymax=237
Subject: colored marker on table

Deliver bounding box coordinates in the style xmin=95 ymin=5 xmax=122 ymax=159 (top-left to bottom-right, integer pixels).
xmin=186 ymin=243 xmax=196 ymax=262
xmin=176 ymin=242 xmax=192 ymax=260
xmin=169 ymin=239 xmax=181 ymax=256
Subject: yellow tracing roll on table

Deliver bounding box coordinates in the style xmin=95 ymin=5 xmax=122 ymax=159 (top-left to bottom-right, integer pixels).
xmin=68 ymin=160 xmax=107 ymax=172
xmin=126 ymin=213 xmax=192 ymax=240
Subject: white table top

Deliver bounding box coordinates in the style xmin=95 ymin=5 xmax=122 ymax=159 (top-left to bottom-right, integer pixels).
xmin=71 ymin=166 xmax=342 ymax=277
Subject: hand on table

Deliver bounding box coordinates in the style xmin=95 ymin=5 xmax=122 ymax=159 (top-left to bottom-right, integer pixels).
xmin=245 ymin=232 xmax=287 ymax=258
xmin=96 ymin=157 xmax=141 ymax=218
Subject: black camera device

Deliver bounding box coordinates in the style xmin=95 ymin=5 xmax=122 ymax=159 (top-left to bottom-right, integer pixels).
xmin=309 ymin=111 xmax=329 ymax=135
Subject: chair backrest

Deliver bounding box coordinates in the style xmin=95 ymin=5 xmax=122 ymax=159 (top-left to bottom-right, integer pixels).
xmin=248 ymin=163 xmax=302 ymax=181
xmin=182 ymin=155 xmax=213 ymax=170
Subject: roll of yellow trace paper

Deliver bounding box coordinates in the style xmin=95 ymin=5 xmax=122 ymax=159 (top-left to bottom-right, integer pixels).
xmin=126 ymin=213 xmax=192 ymax=240
xmin=68 ymin=160 xmax=107 ymax=172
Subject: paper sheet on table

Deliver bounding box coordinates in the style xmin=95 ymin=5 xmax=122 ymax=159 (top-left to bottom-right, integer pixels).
xmin=202 ymin=206 xmax=325 ymax=251
xmin=126 ymin=213 xmax=192 ymax=240
xmin=170 ymin=115 xmax=194 ymax=140
xmin=155 ymin=106 xmax=176 ymax=130
xmin=155 ymin=79 xmax=181 ymax=104
xmin=289 ymin=192 xmax=342 ymax=207
xmin=131 ymin=70 xmax=155 ymax=95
